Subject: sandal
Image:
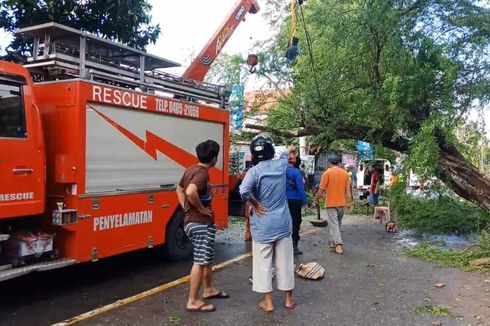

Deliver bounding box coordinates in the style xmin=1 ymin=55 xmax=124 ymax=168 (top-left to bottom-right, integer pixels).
xmin=186 ymin=302 xmax=216 ymax=313
xmin=259 ymin=301 xmax=274 ymax=313
xmin=203 ymin=291 xmax=230 ymax=299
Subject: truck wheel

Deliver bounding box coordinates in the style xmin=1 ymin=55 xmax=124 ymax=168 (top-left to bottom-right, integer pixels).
xmin=163 ymin=210 xmax=193 ymax=261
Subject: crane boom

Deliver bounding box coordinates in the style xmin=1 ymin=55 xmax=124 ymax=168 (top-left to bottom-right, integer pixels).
xmin=182 ymin=0 xmax=260 ymax=82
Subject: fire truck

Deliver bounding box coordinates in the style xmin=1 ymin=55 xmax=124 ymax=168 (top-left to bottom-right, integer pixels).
xmin=0 ymin=0 xmax=259 ymax=281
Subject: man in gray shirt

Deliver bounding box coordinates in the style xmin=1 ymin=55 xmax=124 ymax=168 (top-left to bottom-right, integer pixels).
xmin=240 ymin=134 xmax=296 ymax=312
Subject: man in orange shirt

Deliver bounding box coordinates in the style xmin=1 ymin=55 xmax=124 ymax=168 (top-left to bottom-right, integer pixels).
xmin=313 ymin=155 xmax=352 ymax=254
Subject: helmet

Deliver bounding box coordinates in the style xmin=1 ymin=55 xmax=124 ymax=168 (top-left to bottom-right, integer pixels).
xmin=250 ymin=134 xmax=275 ymax=163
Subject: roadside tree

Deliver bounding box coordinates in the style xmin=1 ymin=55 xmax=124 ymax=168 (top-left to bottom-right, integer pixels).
xmin=252 ymin=0 xmax=490 ymax=212
xmin=0 ymin=0 xmax=160 ymax=60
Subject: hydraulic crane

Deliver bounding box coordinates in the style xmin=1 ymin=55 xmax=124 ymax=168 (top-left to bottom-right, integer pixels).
xmin=182 ymin=0 xmax=260 ymax=81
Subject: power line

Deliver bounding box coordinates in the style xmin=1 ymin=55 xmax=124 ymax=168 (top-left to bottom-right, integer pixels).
xmin=298 ymin=3 xmax=321 ymax=100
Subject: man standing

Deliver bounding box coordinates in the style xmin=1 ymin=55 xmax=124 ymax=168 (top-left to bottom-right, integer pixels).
xmin=369 ymin=165 xmax=380 ymax=206
xmin=176 ymin=140 xmax=228 ymax=313
xmin=388 ymin=166 xmax=398 ymax=188
xmin=240 ymin=135 xmax=296 ymax=312
xmin=286 ymin=147 xmax=308 ymax=256
xmin=313 ymin=154 xmax=352 ymax=255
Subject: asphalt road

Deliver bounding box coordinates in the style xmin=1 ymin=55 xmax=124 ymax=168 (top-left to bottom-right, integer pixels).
xmin=0 ymin=218 xmax=250 ymax=326
xmin=1 ymin=214 xmax=489 ymax=326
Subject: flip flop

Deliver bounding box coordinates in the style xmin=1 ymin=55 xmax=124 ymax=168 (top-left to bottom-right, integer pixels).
xmin=186 ymin=302 xmax=216 ymax=313
xmin=259 ymin=301 xmax=274 ymax=313
xmin=285 ymin=302 xmax=297 ymax=310
xmin=203 ymin=291 xmax=230 ymax=299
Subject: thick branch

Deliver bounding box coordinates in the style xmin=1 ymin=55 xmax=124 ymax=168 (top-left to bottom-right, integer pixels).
xmin=244 ymin=123 xmax=322 ymax=137
xmin=244 ymin=123 xmax=410 ymax=152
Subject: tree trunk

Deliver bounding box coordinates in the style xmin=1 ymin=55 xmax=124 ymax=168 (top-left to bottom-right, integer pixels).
xmin=437 ymin=144 xmax=490 ymax=212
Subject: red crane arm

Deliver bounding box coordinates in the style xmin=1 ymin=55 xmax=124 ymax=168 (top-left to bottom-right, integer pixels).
xmin=181 ymin=0 xmax=260 ymax=82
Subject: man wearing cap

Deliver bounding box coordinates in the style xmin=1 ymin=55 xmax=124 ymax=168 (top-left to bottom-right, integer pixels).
xmin=313 ymin=154 xmax=352 ymax=254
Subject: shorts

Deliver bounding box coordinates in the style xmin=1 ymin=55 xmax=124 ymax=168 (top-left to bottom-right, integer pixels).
xmin=184 ymin=222 xmax=216 ymax=265
xmin=369 ymin=194 xmax=379 ymax=204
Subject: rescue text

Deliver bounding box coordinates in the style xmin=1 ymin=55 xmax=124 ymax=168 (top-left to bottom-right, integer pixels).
xmin=93 ymin=85 xmax=148 ymax=110
xmin=0 ymin=192 xmax=34 ymax=202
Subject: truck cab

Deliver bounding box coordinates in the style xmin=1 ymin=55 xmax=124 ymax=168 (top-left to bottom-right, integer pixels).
xmin=0 ymin=62 xmax=45 ymax=220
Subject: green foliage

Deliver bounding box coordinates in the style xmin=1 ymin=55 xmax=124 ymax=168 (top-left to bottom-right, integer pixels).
xmin=456 ymin=120 xmax=490 ymax=173
xmin=0 ymin=0 xmax=160 ymax=58
xmin=414 ymin=304 xmax=452 ymax=317
xmin=270 ymin=0 xmax=490 ymax=142
xmin=390 ymin=183 xmax=490 ymax=234
xmin=478 ymin=229 xmax=490 ymax=252
xmin=167 ymin=315 xmax=181 ymax=324
xmin=206 ymin=54 xmax=246 ymax=86
xmin=404 ymin=120 xmax=441 ymax=180
xmin=351 ymin=200 xmax=371 ymax=215
xmin=259 ymin=0 xmax=490 ymax=210
xmin=406 ymin=240 xmax=490 ymax=272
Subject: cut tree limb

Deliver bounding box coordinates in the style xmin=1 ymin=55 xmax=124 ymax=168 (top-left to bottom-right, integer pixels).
xmin=469 ymin=257 xmax=490 ymax=267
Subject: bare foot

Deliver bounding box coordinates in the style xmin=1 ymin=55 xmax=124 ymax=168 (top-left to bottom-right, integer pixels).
xmin=259 ymin=301 xmax=274 ymax=312
xmin=203 ymin=289 xmax=229 ymax=299
xmin=285 ymin=291 xmax=295 ymax=309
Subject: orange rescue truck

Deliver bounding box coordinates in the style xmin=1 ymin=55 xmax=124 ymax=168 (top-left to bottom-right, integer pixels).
xmin=0 ymin=0 xmax=259 ymax=282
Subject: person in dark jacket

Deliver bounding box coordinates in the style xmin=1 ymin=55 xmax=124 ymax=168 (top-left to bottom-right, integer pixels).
xmin=286 ymin=147 xmax=308 ymax=256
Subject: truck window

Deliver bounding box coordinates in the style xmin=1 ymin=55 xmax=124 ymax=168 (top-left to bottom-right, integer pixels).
xmin=0 ymin=83 xmax=26 ymax=138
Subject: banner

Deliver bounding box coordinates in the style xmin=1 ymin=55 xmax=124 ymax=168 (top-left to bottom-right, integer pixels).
xmin=229 ymin=84 xmax=244 ymax=130
xmin=356 ymin=140 xmax=373 ymax=161
xmin=301 ymin=155 xmax=315 ymax=175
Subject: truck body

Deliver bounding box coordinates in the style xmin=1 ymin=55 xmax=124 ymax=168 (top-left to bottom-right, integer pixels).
xmin=0 ymin=23 xmax=231 ymax=281
xmin=356 ymin=159 xmax=392 ymax=200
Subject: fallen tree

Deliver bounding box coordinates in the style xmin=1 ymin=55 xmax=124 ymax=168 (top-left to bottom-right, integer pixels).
xmin=248 ymin=0 xmax=490 ymax=212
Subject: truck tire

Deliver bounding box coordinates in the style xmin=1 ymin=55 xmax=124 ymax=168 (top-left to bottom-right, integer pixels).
xmin=163 ymin=209 xmax=193 ymax=261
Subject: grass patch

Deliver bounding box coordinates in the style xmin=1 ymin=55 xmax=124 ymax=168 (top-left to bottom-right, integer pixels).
xmin=414 ymin=305 xmax=452 ymax=317
xmin=168 ymin=315 xmax=181 ymax=324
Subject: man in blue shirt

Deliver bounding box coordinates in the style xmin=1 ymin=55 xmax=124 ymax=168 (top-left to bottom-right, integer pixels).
xmin=240 ymin=134 xmax=296 ymax=313
xmin=286 ymin=146 xmax=308 ymax=256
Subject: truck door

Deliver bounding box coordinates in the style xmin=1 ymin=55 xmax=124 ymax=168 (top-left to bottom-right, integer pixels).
xmin=0 ymin=73 xmax=45 ymax=219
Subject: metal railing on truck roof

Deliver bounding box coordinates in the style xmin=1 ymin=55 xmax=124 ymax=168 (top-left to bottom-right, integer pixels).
xmin=15 ymin=22 xmax=229 ymax=107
